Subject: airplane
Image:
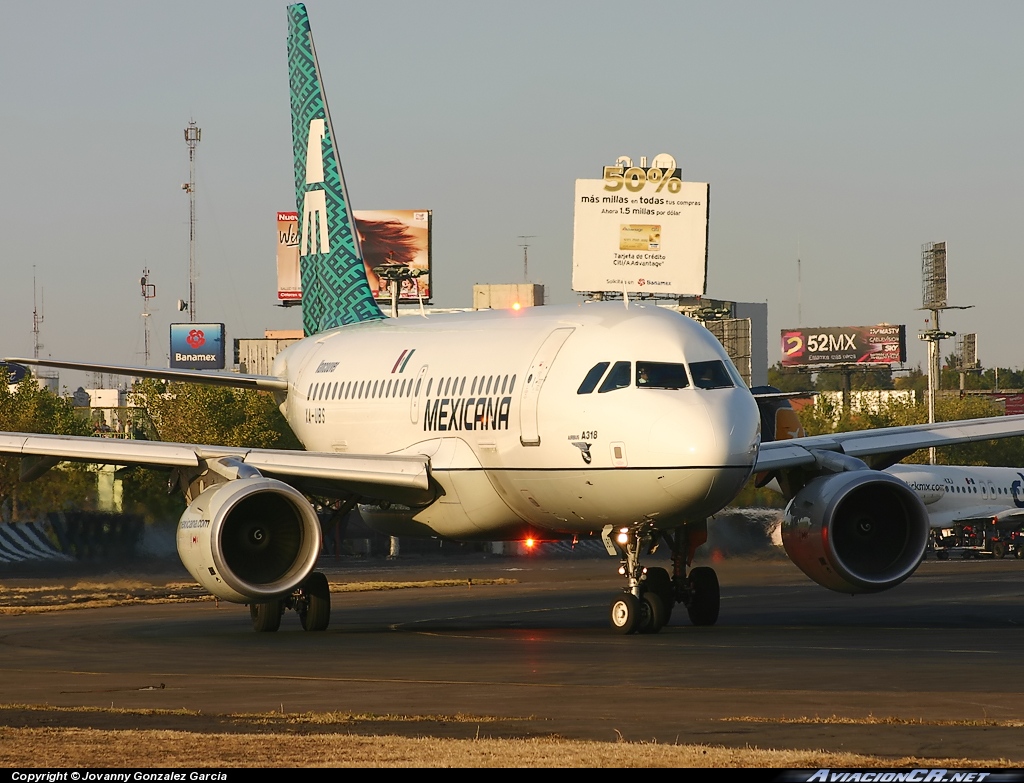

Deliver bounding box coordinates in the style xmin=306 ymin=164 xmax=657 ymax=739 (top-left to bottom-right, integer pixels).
xmin=885 ymin=464 xmax=1024 ymax=558
xmin=5 ymin=2 xmax=1024 ymax=636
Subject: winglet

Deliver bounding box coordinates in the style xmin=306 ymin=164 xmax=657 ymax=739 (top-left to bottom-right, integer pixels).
xmin=287 ymin=3 xmax=384 ymax=335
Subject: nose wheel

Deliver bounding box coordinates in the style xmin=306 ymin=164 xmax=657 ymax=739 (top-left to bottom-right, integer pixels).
xmin=602 ymin=521 xmax=720 ymax=634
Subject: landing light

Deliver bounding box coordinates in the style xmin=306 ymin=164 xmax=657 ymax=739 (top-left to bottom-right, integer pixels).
xmin=524 ymin=537 xmax=536 ymax=550
xmin=512 ymin=302 xmax=521 ymax=311
xmin=616 ymin=528 xmax=629 ymax=545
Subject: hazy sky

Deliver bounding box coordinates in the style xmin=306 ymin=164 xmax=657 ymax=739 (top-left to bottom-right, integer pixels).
xmin=2 ymin=1 xmax=1021 ymax=387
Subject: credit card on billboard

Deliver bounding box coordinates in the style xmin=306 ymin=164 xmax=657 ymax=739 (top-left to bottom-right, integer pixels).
xmin=619 ymin=224 xmax=661 ymax=251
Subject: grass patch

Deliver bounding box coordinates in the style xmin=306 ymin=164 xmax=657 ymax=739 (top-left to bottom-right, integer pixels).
xmin=0 ymin=577 xmax=518 ymax=614
xmin=720 ymin=714 xmax=1024 ymax=728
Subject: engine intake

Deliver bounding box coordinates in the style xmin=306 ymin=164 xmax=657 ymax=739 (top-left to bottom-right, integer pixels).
xmin=176 ymin=477 xmax=321 ymax=603
xmin=782 ymin=470 xmax=929 ymax=594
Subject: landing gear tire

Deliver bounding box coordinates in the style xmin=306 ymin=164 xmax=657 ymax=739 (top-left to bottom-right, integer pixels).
xmin=298 ymin=571 xmax=331 ymax=632
xmin=638 ymin=591 xmax=669 ymax=634
xmin=610 ymin=593 xmax=642 ymax=635
xmin=250 ymin=600 xmax=282 ymax=633
xmin=686 ymin=566 xmax=720 ymax=626
xmin=642 ymin=567 xmax=674 ymax=624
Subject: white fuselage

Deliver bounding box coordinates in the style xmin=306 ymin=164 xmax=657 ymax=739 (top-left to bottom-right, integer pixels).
xmin=271 ymin=302 xmax=762 ymax=540
xmin=887 ymin=464 xmax=1024 ymax=528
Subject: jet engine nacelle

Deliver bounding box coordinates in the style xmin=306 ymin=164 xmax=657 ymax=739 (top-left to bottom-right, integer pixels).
xmin=176 ymin=477 xmax=321 ymax=603
xmin=782 ymin=470 xmax=929 ymax=594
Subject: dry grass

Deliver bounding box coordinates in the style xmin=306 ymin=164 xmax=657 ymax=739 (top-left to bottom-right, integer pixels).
xmin=721 ymin=714 xmax=1024 ymax=728
xmin=3 ymin=726 xmax=1018 ymax=768
xmin=0 ymin=577 xmax=517 ymax=614
xmin=0 ymin=705 xmax=1018 ymax=767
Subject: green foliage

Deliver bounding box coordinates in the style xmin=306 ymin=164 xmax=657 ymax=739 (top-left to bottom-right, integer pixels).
xmin=130 ymin=379 xmax=301 ymax=450
xmin=766 ymin=363 xmax=812 ymax=392
xmin=120 ymin=380 xmax=301 ymax=523
xmin=0 ymin=376 xmax=94 ymax=520
xmin=798 ymin=394 xmax=1024 ymax=467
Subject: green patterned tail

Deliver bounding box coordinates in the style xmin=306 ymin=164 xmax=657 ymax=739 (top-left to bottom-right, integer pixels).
xmin=288 ymin=3 xmax=384 ymax=335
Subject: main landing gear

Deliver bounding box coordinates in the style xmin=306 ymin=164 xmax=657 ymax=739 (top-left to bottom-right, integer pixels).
xmin=248 ymin=571 xmax=331 ymax=632
xmin=602 ymin=522 xmax=719 ymax=635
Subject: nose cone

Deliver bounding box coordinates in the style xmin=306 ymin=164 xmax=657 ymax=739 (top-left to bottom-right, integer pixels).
xmin=704 ymin=388 xmax=761 ymax=507
xmin=650 ymin=389 xmax=759 ymax=466
xmin=707 ymin=388 xmax=761 ymax=469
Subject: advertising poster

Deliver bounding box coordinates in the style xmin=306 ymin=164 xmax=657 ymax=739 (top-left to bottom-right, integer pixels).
xmin=277 ymin=212 xmax=301 ymax=301
xmin=780 ymin=325 xmax=907 ymax=367
xmin=277 ymin=209 xmax=432 ymax=303
xmin=572 ymin=169 xmax=708 ymax=295
xmin=170 ymin=323 xmax=226 ymax=370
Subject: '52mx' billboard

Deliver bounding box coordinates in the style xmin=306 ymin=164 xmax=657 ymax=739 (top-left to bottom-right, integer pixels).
xmin=781 ymin=325 xmax=906 ymax=367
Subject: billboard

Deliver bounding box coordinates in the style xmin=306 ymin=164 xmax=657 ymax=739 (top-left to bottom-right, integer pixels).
xmin=170 ymin=323 xmax=226 ymax=370
xmin=572 ymin=165 xmax=708 ymax=295
xmin=780 ymin=325 xmax=907 ymax=367
xmin=277 ymin=212 xmax=301 ymax=301
xmin=277 ymin=209 xmax=432 ymax=303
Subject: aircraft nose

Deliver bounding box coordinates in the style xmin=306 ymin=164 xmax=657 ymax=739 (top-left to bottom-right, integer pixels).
xmin=648 ymin=389 xmax=759 ymax=469
xmin=707 ymin=389 xmax=761 ymax=469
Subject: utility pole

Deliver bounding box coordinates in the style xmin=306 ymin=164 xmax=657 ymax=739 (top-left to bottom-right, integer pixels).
xmin=183 ymin=120 xmax=201 ymax=322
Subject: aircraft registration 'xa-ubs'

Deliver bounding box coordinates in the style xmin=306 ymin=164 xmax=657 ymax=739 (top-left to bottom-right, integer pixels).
xmin=6 ymin=3 xmax=1024 ymax=635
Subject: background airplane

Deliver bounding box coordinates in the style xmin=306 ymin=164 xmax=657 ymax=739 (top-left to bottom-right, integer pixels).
xmin=4 ymin=4 xmax=1024 ymax=636
xmin=887 ymin=464 xmax=1024 ymax=558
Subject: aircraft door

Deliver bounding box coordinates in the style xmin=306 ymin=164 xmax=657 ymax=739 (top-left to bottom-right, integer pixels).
xmin=409 ymin=365 xmax=429 ymax=424
xmin=519 ymin=327 xmax=574 ymax=446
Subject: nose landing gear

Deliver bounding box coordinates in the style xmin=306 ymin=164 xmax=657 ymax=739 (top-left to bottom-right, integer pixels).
xmin=602 ymin=520 xmax=720 ymax=634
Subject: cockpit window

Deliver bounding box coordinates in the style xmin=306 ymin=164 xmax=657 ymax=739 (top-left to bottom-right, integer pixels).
xmin=636 ymin=362 xmax=689 ymax=389
xmin=689 ymin=360 xmax=734 ymax=389
xmin=598 ymin=361 xmax=631 ymax=393
xmin=577 ymin=362 xmax=610 ymax=394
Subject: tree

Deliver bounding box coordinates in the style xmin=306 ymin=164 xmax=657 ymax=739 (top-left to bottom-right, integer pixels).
xmin=795 ymin=393 xmax=1024 ymax=467
xmin=766 ymin=363 xmax=812 ymax=393
xmin=120 ymin=380 xmax=302 ymax=523
xmin=129 ymin=379 xmax=301 ymax=450
xmin=0 ymin=376 xmax=93 ymax=520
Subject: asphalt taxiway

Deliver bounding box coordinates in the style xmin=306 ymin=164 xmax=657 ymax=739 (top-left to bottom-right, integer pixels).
xmin=2 ymin=553 xmax=1024 ymax=761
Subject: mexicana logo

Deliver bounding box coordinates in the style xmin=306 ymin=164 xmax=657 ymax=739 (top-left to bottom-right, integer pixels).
xmin=301 ymin=118 xmax=330 ymax=255
xmin=1011 ymin=473 xmax=1024 ymax=508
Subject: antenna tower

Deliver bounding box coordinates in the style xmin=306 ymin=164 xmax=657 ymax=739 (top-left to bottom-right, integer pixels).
xmin=918 ymin=241 xmax=972 ymax=464
xmin=32 ymin=266 xmax=44 ymax=359
xmin=183 ymin=120 xmax=201 ymax=322
xmin=140 ymin=269 xmax=157 ymax=366
xmin=518 ymin=235 xmax=536 ymax=282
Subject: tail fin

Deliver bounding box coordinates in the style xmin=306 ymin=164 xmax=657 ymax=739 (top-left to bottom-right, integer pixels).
xmin=287 ymin=3 xmax=384 ymax=335
xmin=750 ymin=386 xmax=807 ymax=443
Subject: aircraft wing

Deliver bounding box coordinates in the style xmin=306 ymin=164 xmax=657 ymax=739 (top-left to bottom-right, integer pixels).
xmin=0 ymin=431 xmax=433 ymax=505
xmin=754 ymin=414 xmax=1024 ymax=473
xmin=6 ymin=357 xmax=288 ymax=392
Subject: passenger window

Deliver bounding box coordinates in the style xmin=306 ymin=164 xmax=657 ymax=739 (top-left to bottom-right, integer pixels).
xmin=689 ymin=360 xmax=734 ymax=389
xmin=636 ymin=362 xmax=689 ymax=389
xmin=578 ymin=362 xmax=610 ymax=394
xmin=598 ymin=361 xmax=631 ymax=393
